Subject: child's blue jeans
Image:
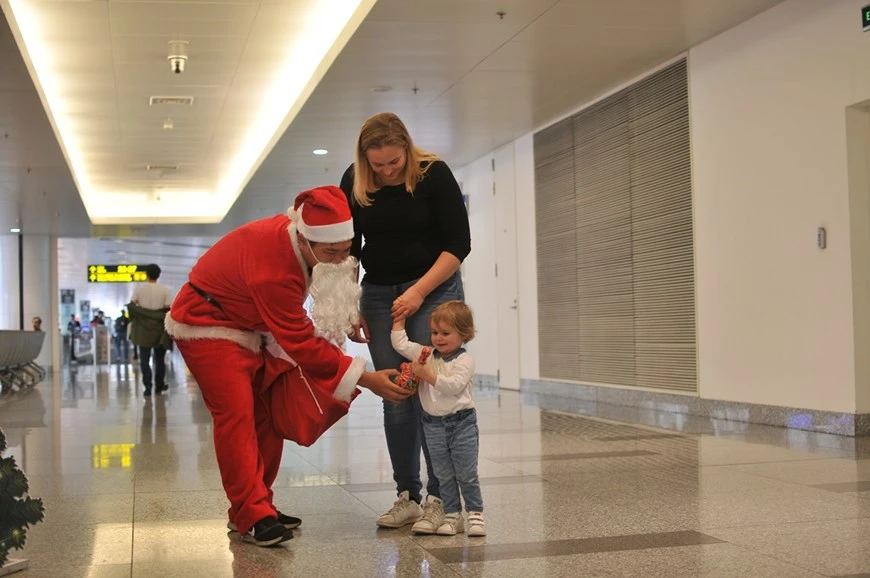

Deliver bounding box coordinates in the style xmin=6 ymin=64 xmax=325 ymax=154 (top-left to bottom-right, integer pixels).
xmin=421 ymin=407 xmax=484 ymax=514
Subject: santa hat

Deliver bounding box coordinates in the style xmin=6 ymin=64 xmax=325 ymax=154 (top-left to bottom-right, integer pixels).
xmin=287 ymin=186 xmax=354 ymax=243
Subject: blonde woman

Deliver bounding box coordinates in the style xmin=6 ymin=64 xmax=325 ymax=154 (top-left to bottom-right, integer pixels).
xmin=340 ymin=112 xmax=471 ymax=529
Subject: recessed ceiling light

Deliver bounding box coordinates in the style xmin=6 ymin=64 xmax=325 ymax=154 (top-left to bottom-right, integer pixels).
xmin=10 ymin=228 xmax=21 ymax=233
xmin=371 ymin=86 xmax=392 ymax=93
xmin=313 ymin=149 xmax=328 ymax=155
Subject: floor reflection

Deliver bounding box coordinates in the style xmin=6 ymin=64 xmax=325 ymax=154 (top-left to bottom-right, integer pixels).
xmin=2 ymin=359 xmax=870 ymax=576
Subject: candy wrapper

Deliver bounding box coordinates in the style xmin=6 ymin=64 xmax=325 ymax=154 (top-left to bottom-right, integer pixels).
xmin=394 ymin=346 xmax=432 ymax=392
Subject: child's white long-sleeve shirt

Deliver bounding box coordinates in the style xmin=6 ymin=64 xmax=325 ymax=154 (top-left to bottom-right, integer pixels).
xmin=390 ymin=329 xmax=475 ymax=417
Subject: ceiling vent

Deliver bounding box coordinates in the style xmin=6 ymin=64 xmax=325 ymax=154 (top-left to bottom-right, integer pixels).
xmin=146 ymin=164 xmax=178 ymax=171
xmin=149 ymin=96 xmax=194 ymax=106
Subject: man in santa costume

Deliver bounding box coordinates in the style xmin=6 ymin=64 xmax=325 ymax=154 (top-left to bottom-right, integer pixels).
xmin=165 ymin=185 xmax=408 ymax=547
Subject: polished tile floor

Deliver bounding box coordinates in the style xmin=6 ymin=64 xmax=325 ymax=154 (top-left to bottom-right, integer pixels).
xmin=3 ymin=356 xmax=870 ymax=577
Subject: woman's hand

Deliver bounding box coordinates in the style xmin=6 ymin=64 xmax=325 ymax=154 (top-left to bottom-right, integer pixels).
xmin=391 ymin=286 xmax=425 ymax=320
xmin=348 ymin=315 xmax=370 ymax=344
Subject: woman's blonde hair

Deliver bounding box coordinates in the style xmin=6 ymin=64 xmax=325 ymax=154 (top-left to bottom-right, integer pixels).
xmin=430 ymin=300 xmax=475 ymax=343
xmin=352 ymin=112 xmax=440 ymax=207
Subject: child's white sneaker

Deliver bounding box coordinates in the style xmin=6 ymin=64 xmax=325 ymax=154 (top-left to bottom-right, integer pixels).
xmin=467 ymin=511 xmax=486 ymax=536
xmin=436 ymin=512 xmax=465 ymax=535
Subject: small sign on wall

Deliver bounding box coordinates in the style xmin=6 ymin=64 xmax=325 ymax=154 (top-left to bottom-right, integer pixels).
xmin=863 ymin=4 xmax=870 ymax=31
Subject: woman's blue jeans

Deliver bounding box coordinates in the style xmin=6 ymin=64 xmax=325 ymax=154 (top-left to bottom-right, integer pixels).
xmin=360 ymin=271 xmax=464 ymax=503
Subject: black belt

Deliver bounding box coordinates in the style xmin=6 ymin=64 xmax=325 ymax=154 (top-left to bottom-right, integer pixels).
xmin=189 ymin=282 xmax=224 ymax=311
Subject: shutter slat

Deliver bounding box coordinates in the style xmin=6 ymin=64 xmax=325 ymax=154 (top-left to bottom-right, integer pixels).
xmin=630 ymin=60 xmax=696 ymax=392
xmin=536 ymin=59 xmax=696 ymax=393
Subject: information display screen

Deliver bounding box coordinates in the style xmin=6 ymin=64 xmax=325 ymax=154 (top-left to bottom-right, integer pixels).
xmin=87 ymin=264 xmax=148 ymax=283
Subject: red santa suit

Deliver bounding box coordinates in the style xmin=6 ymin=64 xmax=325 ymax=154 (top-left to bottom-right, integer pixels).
xmin=164 ymin=186 xmax=366 ymax=536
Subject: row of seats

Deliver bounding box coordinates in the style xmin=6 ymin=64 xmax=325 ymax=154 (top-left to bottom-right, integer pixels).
xmin=0 ymin=330 xmax=46 ymax=394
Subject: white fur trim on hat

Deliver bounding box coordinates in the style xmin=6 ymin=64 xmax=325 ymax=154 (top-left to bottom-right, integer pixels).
xmin=288 ymin=205 xmax=353 ymax=244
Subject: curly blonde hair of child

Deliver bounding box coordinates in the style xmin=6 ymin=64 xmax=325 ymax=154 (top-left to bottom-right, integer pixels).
xmin=429 ymin=300 xmax=475 ymax=343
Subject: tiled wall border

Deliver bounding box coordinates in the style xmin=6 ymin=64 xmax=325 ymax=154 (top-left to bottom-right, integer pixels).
xmin=475 ymin=375 xmax=870 ymax=437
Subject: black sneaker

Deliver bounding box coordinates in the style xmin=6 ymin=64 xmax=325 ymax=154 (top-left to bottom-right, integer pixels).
xmin=239 ymin=516 xmax=291 ymax=547
xmin=276 ymin=511 xmax=302 ymax=529
xmin=227 ymin=512 xmax=301 ymax=532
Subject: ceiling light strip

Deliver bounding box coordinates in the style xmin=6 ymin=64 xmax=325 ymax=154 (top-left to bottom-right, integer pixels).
xmin=1 ymin=0 xmax=376 ymax=224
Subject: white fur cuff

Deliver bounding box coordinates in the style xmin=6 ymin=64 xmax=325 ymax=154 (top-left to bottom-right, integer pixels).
xmin=334 ymin=356 xmax=367 ymax=402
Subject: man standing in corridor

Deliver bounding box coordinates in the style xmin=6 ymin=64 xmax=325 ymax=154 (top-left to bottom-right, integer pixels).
xmin=129 ymin=264 xmax=173 ymax=395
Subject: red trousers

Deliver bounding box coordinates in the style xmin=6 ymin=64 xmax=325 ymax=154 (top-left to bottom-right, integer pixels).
xmin=176 ymin=339 xmax=283 ymax=534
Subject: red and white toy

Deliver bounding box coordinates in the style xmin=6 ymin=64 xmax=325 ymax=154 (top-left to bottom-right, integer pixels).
xmin=395 ymin=346 xmax=432 ymax=392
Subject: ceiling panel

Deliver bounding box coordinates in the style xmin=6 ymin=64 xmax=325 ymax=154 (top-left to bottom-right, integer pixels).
xmin=108 ymin=2 xmax=259 ymax=38
xmin=0 ymin=0 xmax=786 ymax=237
xmin=112 ymin=0 xmax=259 ymax=4
xmin=113 ymin=63 xmax=239 ymax=88
xmin=365 ymin=0 xmax=558 ymax=24
xmin=531 ymin=0 xmax=687 ymax=29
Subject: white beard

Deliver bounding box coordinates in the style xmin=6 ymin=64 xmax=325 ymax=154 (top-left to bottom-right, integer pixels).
xmin=309 ymin=256 xmax=361 ymax=347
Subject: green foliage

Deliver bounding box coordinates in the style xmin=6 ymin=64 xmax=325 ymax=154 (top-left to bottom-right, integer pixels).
xmin=0 ymin=428 xmax=45 ymax=568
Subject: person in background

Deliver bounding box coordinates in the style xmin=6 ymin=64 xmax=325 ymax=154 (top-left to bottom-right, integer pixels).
xmin=339 ymin=112 xmax=471 ymax=529
xmin=114 ymin=309 xmax=130 ymax=362
xmin=31 ymin=317 xmax=42 ymax=332
xmin=129 ymin=264 xmax=173 ymax=395
xmin=90 ymin=310 xmax=106 ymax=326
xmin=67 ymin=314 xmax=81 ymax=363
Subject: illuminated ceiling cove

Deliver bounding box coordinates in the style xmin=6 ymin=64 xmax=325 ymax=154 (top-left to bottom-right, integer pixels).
xmin=0 ymin=0 xmax=375 ymax=225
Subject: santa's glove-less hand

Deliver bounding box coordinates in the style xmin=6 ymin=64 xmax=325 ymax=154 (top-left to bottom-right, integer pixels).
xmin=359 ymin=369 xmax=408 ymax=403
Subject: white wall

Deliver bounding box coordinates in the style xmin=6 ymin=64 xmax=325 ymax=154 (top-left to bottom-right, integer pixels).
xmin=847 ymin=108 xmax=870 ymax=412
xmin=514 ymin=134 xmax=540 ymax=381
xmin=456 ymin=155 xmax=499 ymax=376
xmin=455 ymin=134 xmax=540 ymax=382
xmin=458 ymin=0 xmax=870 ymax=414
xmin=0 ymin=235 xmax=18 ymax=329
xmin=690 ymin=0 xmax=870 ymax=413
xmin=0 ymin=234 xmax=57 ymax=368
xmin=23 ymin=235 xmax=55 ymax=367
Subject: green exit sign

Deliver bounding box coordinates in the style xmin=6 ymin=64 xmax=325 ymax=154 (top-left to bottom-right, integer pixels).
xmin=863 ymin=4 xmax=870 ymax=31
